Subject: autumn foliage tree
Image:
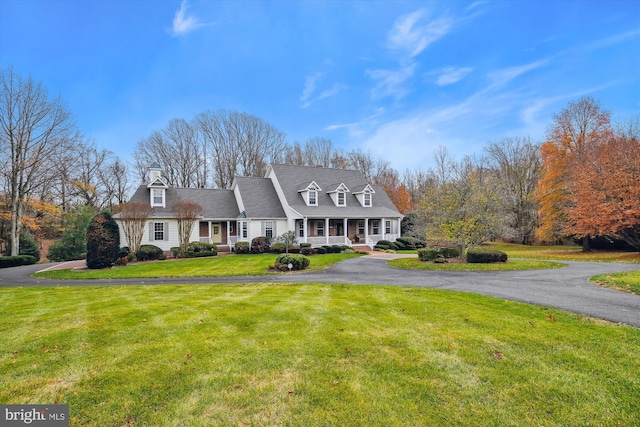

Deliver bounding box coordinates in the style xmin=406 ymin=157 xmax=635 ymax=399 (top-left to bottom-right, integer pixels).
xmin=172 ymin=200 xmax=202 ymax=254
xmin=536 ymin=96 xmax=612 ymax=250
xmin=566 ymin=125 xmax=640 ymax=251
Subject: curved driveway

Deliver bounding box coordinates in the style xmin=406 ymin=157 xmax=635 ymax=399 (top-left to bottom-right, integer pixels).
xmin=2 ymin=256 xmax=639 ymax=327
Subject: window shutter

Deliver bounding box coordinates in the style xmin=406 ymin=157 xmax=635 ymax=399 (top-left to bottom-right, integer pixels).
xmin=164 ymin=222 xmax=169 ymax=241
xmin=149 ymin=222 xmax=154 ymax=241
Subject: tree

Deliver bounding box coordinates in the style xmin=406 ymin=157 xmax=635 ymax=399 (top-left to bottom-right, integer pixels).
xmin=172 ymin=200 xmax=202 ymax=254
xmin=86 ymin=211 xmax=120 ymax=269
xmin=536 ymin=96 xmax=612 ymax=250
xmin=373 ymin=165 xmax=412 ymax=213
xmin=46 ymin=204 xmax=95 ymax=262
xmin=0 ymin=67 xmax=76 ymax=255
xmin=567 ymin=124 xmax=640 ymax=251
xmin=421 ymin=156 xmax=503 ymax=256
xmin=484 ymin=137 xmax=541 ymax=244
xmin=118 ymin=201 xmax=153 ymax=255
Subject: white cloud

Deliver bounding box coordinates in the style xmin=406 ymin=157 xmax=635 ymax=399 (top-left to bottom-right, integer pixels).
xmin=318 ymin=83 xmax=347 ymax=100
xmin=299 ymin=73 xmax=346 ymax=109
xmin=171 ymin=0 xmax=207 ymax=37
xmin=434 ymin=67 xmax=473 ymax=86
xmin=387 ymin=9 xmax=453 ymax=58
xmin=487 ymin=59 xmax=549 ymax=87
xmin=367 ymin=64 xmax=416 ymax=100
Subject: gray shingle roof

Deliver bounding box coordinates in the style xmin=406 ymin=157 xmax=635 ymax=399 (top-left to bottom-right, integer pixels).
xmin=233 ymin=177 xmax=287 ymax=219
xmin=122 ymin=185 xmax=240 ymax=220
xmin=269 ymin=164 xmax=402 ymax=219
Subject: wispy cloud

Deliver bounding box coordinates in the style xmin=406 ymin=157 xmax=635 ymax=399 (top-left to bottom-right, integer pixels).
xmin=433 ymin=67 xmax=473 ymax=86
xmin=299 ymin=73 xmax=346 ymax=109
xmin=367 ymin=65 xmax=416 ymax=100
xmin=487 ymin=59 xmax=549 ymax=87
xmin=171 ymin=0 xmax=207 ymax=37
xmin=387 ymin=9 xmax=453 ymax=58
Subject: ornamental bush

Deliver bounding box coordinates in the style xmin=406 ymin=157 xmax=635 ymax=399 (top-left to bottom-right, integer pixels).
xmin=396 ymin=236 xmax=427 ymax=249
xmin=375 ymin=240 xmax=398 ymax=251
xmin=275 ymin=254 xmax=310 ymax=271
xmin=418 ymin=248 xmax=440 ymax=261
xmin=86 ymin=211 xmax=120 ymax=269
xmin=466 ymin=249 xmax=508 ymax=263
xmin=251 ymin=236 xmax=271 ymax=254
xmin=234 ymin=241 xmax=250 ymax=254
xmin=136 ymin=244 xmax=164 ymax=261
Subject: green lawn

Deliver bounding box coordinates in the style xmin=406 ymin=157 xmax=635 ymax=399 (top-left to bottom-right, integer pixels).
xmin=388 ymin=257 xmax=565 ymax=271
xmin=1 ymin=284 xmax=638 ymax=426
xmin=33 ymin=253 xmax=361 ymax=280
xmin=483 ymin=242 xmax=640 ymax=263
xmin=591 ymin=270 xmax=640 ymax=295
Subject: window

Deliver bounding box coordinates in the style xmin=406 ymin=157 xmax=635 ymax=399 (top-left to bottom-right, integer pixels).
xmin=238 ymin=221 xmax=248 ymax=239
xmin=152 ymin=189 xmax=164 ymax=206
xmin=316 ymin=220 xmax=325 ymax=236
xmin=372 ymin=220 xmax=380 ymax=235
xmin=299 ymin=220 xmax=304 ymax=238
xmin=265 ymin=221 xmax=273 ymax=238
xmin=149 ymin=221 xmax=169 ymax=241
xmin=358 ymin=220 xmax=365 ymax=235
xmin=385 ymin=220 xmax=391 ymax=234
xmin=337 ymin=191 xmax=345 ymax=206
xmin=309 ymin=189 xmax=317 ymax=206
xmin=364 ymin=192 xmax=371 ymax=207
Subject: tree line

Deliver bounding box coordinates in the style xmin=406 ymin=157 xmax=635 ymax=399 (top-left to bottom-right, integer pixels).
xmin=1 ymin=66 xmax=638 ymax=258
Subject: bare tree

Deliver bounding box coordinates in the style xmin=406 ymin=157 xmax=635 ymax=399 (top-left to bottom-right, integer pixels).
xmin=118 ymin=201 xmax=153 ymax=255
xmin=0 ymin=67 xmax=76 ymax=255
xmin=304 ymin=137 xmax=333 ymax=167
xmin=484 ymin=136 xmax=541 ymax=244
xmin=172 ymin=200 xmax=202 ymax=254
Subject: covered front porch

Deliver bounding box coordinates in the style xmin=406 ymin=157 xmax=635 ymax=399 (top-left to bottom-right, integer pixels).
xmin=297 ymin=217 xmax=401 ymax=248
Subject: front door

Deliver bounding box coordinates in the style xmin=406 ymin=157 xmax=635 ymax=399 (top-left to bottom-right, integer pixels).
xmin=212 ymin=223 xmax=222 ymax=244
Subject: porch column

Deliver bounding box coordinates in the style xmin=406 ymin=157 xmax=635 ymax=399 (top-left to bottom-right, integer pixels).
xmin=226 ymin=221 xmax=230 ymax=246
xmin=365 ymin=218 xmax=369 ymax=245
xmin=325 ymin=217 xmax=330 ymax=245
xmin=303 ymin=218 xmax=308 ymax=243
xmin=343 ymin=218 xmax=348 ymax=245
xmin=382 ymin=217 xmax=386 ymax=240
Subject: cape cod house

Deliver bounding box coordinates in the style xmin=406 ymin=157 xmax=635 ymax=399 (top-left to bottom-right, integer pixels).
xmin=116 ymin=163 xmax=404 ymax=252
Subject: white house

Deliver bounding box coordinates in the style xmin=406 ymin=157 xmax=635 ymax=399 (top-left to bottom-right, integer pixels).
xmin=116 ymin=163 xmax=404 ymax=251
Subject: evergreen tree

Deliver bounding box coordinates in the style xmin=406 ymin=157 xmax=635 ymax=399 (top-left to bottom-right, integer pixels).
xmin=86 ymin=211 xmax=120 ymax=269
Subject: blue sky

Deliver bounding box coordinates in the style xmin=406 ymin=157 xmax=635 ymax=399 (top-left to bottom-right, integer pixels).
xmin=1 ymin=0 xmax=638 ymax=172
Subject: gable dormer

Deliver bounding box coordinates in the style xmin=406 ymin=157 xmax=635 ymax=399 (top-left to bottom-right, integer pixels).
xmin=147 ymin=163 xmax=169 ymax=208
xmin=326 ymin=183 xmax=350 ymax=207
xmin=298 ymin=181 xmax=321 ymax=206
xmin=353 ymin=184 xmax=375 ymax=207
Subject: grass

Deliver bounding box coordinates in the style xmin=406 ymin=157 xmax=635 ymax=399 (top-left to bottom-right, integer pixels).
xmin=591 ymin=270 xmax=640 ymax=295
xmin=387 ymin=257 xmax=565 ymax=271
xmin=1 ymin=284 xmax=639 ymax=426
xmin=483 ymin=242 xmax=640 ymax=263
xmin=33 ymin=253 xmax=361 ymax=280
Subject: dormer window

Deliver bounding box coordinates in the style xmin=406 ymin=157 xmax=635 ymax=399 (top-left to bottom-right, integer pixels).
xmin=354 ymin=184 xmax=375 ymax=207
xmin=147 ymin=163 xmax=169 ymax=208
xmin=327 ymin=183 xmax=349 ymax=207
xmin=298 ymin=181 xmax=322 ymax=207
xmin=152 ymin=189 xmax=164 ymax=206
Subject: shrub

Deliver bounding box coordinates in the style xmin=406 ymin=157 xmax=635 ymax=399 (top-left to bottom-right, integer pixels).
xmin=300 ymin=247 xmax=316 ymax=256
xmin=418 ymin=248 xmax=440 ymax=262
xmin=9 ymin=232 xmax=40 ymax=262
xmin=235 ymin=241 xmax=250 ymax=254
xmin=322 ymin=245 xmax=334 ymax=253
xmin=396 ymin=236 xmax=426 ymax=249
xmin=188 ymin=241 xmax=217 ymax=253
xmin=250 ymin=236 xmax=271 ymax=254
xmin=275 ymin=254 xmax=310 ymax=271
xmin=270 ymin=242 xmax=287 ymax=253
xmin=332 ymin=245 xmax=344 ymax=253
xmin=0 ymin=255 xmax=37 ymax=268
xmin=316 ymin=247 xmax=327 ymax=254
xmin=300 ymin=242 xmax=312 ymax=248
xmin=439 ymin=247 xmax=461 ymax=258
xmin=393 ymin=240 xmax=406 ymax=250
xmin=467 ymin=249 xmax=508 ymax=263
xmin=170 ymin=247 xmax=181 ymax=258
xmin=375 ymin=240 xmax=398 ymax=251
xmin=136 ymin=244 xmax=164 ymax=261
xmin=86 ymin=211 xmax=120 ymax=269
xmin=47 ymin=205 xmax=95 ymax=262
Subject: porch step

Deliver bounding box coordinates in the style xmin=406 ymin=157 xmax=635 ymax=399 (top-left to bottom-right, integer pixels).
xmin=351 ymin=245 xmax=372 ymax=252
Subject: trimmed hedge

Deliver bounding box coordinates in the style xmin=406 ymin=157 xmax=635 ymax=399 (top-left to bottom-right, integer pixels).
xmin=136 ymin=244 xmax=164 ymax=261
xmin=300 ymin=247 xmax=316 ymax=256
xmin=0 ymin=255 xmax=37 ymax=268
xmin=396 ymin=236 xmax=427 ymax=249
xmin=417 ymin=247 xmax=460 ymax=262
xmin=467 ymin=249 xmax=508 ymax=263
xmin=275 ymin=254 xmax=310 ymax=271
xmin=375 ymin=240 xmax=398 ymax=251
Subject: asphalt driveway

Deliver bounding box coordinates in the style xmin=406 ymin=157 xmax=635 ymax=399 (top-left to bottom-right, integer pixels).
xmin=1 ymin=255 xmax=639 ymax=327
